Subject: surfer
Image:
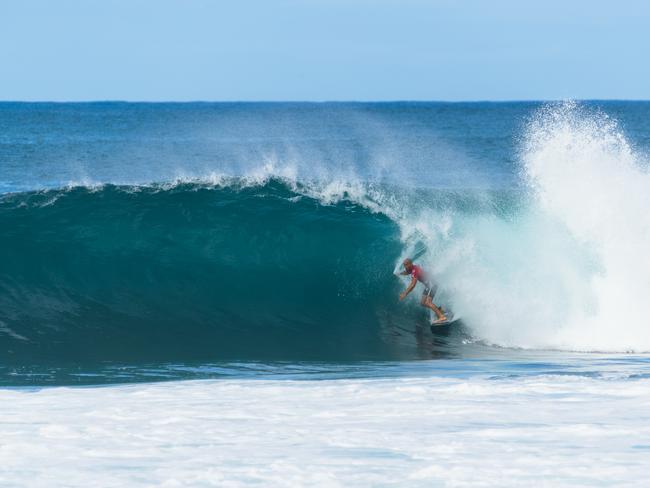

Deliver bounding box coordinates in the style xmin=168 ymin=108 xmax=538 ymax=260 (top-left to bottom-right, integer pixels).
xmin=399 ymin=258 xmax=447 ymax=324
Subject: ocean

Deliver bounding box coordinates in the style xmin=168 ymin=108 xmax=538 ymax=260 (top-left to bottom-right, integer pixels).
xmin=1 ymin=101 xmax=650 ymax=486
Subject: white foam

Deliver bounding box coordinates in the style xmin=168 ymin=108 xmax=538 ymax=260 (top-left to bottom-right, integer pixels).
xmin=397 ymin=102 xmax=650 ymax=352
xmin=522 ymin=103 xmax=650 ymax=351
xmin=1 ymin=375 xmax=649 ymax=486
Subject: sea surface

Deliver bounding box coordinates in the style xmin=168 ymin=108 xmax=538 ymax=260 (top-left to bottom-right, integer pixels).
xmin=1 ymin=101 xmax=650 ymax=486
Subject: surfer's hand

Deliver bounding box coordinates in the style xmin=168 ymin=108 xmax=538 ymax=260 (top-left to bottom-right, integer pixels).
xmin=399 ymin=292 xmax=406 ymax=301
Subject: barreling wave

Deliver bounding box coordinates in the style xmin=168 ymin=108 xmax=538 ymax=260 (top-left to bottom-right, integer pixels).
xmin=2 ymin=180 xmax=469 ymax=363
xmin=2 ymin=102 xmax=649 ymax=363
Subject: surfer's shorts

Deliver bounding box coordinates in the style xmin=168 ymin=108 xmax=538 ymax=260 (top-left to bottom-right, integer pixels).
xmin=422 ymin=283 xmax=437 ymax=299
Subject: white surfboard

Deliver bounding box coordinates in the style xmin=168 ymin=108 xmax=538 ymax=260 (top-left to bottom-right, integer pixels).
xmin=430 ymin=311 xmax=460 ymax=327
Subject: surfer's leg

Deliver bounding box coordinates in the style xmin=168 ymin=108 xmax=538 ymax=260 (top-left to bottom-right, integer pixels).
xmin=421 ymin=294 xmax=446 ymax=321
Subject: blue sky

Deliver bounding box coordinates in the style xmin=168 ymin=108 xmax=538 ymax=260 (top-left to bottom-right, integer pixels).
xmin=1 ymin=0 xmax=648 ymax=101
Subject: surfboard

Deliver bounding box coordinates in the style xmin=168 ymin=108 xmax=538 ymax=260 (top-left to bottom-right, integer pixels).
xmin=430 ymin=313 xmax=461 ymax=337
xmin=430 ymin=311 xmax=460 ymax=327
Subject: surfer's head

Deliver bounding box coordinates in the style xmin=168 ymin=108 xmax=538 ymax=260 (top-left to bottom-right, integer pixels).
xmin=403 ymin=258 xmax=413 ymax=273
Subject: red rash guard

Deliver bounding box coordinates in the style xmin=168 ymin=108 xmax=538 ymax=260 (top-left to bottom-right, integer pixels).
xmin=411 ymin=264 xmax=428 ymax=284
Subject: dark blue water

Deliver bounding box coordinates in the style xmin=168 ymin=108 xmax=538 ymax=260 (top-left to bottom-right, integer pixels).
xmin=0 ymin=101 xmax=534 ymax=192
xmin=2 ymin=101 xmax=650 ymax=385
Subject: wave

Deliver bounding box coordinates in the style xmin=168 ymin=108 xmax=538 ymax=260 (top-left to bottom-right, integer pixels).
xmin=2 ymin=102 xmax=649 ymax=363
xmin=2 ymin=180 xmax=474 ymax=363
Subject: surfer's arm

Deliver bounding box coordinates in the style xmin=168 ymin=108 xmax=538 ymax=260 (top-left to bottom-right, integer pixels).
xmin=399 ymin=277 xmax=418 ymax=300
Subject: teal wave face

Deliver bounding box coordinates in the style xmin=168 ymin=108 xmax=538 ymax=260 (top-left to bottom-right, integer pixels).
xmin=0 ymin=181 xmax=439 ymax=363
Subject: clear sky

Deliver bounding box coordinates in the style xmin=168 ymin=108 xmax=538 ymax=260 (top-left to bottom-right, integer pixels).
xmin=1 ymin=0 xmax=648 ymax=101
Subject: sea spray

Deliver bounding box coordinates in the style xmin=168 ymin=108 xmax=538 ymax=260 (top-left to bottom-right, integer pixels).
xmin=523 ymin=102 xmax=650 ymax=350
xmin=403 ymin=102 xmax=650 ymax=352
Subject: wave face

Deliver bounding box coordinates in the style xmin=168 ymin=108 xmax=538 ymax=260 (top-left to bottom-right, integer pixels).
xmin=0 ymin=182 xmax=420 ymax=363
